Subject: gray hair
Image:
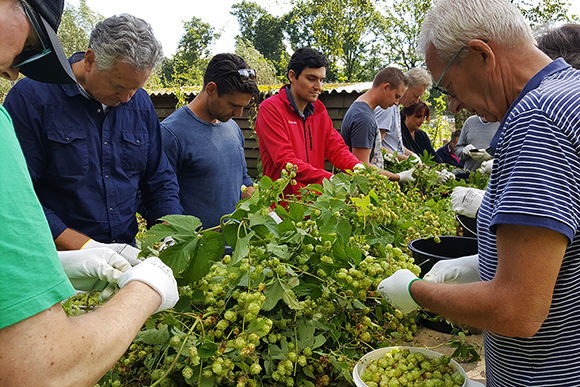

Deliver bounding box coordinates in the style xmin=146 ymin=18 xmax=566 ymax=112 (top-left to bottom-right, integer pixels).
xmin=88 ymin=14 xmax=163 ymax=72
xmin=418 ymin=0 xmax=535 ymax=63
xmin=405 ymin=68 xmax=432 ymax=89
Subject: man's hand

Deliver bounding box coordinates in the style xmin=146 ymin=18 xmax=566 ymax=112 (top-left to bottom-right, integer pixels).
xmin=423 ymin=255 xmax=480 ymax=283
xmin=451 ymin=187 xmax=484 ymax=218
xmin=461 ymin=144 xmax=477 ymax=158
xmin=397 ymin=168 xmax=415 ymax=184
xmin=118 ymin=257 xmax=179 ymax=313
xmin=82 ymin=239 xmax=142 ymax=266
xmin=58 ymin=248 xmax=132 ymax=292
xmin=436 ymin=169 xmax=455 ymax=184
xmin=470 ymin=149 xmax=493 ymax=161
xmin=479 ymin=159 xmax=493 ymax=177
xmin=377 ymin=269 xmax=422 ymax=313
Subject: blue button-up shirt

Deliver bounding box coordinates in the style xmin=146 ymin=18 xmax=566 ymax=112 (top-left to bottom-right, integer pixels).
xmin=4 ymin=53 xmax=183 ymax=244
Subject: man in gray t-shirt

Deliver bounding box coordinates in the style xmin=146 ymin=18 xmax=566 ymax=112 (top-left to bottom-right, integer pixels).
xmin=376 ymin=68 xmax=433 ymax=161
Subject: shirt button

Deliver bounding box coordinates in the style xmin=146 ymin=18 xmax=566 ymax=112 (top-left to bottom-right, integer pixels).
xmin=109 ymin=208 xmax=114 ymax=212
xmin=97 ymin=108 xmax=101 ymax=113
xmin=105 ymin=175 xmax=109 ymax=179
xmin=136 ymin=140 xmax=140 ymax=144
xmin=104 ymin=141 xmax=108 ymax=145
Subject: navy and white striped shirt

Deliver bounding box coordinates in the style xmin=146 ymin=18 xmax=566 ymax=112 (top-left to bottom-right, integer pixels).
xmin=479 ymin=59 xmax=580 ymax=386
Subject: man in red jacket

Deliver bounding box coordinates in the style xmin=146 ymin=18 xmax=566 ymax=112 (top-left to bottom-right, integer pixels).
xmin=255 ymin=47 xmax=412 ymax=198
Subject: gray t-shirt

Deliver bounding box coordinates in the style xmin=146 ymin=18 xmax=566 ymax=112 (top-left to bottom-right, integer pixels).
xmin=376 ymin=105 xmax=404 ymax=154
xmin=341 ymin=101 xmax=383 ymax=168
xmin=456 ymin=115 xmax=500 ymax=171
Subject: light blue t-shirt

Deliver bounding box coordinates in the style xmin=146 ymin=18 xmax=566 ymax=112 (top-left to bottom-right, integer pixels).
xmin=479 ymin=59 xmax=580 ymax=386
xmin=161 ymin=106 xmax=254 ymax=229
xmin=376 ymin=105 xmax=404 ymax=154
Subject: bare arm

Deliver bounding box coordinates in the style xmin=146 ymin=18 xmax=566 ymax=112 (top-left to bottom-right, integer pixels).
xmin=242 ymin=185 xmax=256 ymax=199
xmin=0 ymin=281 xmax=160 ymax=387
xmin=411 ymin=224 xmax=567 ymax=337
xmin=54 ymin=228 xmax=91 ymax=251
xmin=352 ymin=147 xmax=371 ymax=164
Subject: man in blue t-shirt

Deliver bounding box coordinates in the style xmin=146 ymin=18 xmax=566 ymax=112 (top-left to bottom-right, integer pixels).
xmin=378 ymin=1 xmax=580 ymax=386
xmin=161 ymin=54 xmax=259 ymax=228
xmin=341 ymin=67 xmax=415 ymax=183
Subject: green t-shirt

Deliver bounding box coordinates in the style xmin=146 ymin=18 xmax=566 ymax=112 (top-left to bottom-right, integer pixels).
xmin=0 ymin=105 xmax=74 ymax=329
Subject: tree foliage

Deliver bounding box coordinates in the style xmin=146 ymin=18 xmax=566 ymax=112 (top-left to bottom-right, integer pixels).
xmin=235 ymin=38 xmax=280 ymax=86
xmin=57 ymin=0 xmax=104 ymax=57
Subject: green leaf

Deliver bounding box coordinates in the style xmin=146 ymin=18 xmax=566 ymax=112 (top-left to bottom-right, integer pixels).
xmin=313 ymin=334 xmax=327 ymax=349
xmin=135 ymin=325 xmax=170 ymax=345
xmin=198 ymin=342 xmax=218 ymax=358
xmin=303 ymin=368 xmax=315 ymax=379
xmin=179 ymin=232 xmax=224 ymax=284
xmin=199 ymin=375 xmax=215 ymax=387
xmin=231 ymin=230 xmax=254 ymax=265
xmin=282 ymin=288 xmax=303 ymax=310
xmin=287 ymin=202 xmax=305 ymax=222
xmin=297 ymin=319 xmax=316 ymax=348
xmin=336 ymin=219 xmax=352 ymax=243
xmin=262 ymin=278 xmax=284 ymax=311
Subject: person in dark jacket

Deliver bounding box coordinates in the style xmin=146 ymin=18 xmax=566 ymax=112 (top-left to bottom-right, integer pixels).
xmin=436 ymin=129 xmax=465 ymax=168
xmin=401 ymin=100 xmax=443 ymax=163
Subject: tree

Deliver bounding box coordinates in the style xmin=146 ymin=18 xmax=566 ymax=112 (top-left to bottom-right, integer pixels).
xmin=513 ymin=0 xmax=578 ymax=30
xmin=231 ymin=1 xmax=287 ymax=76
xmin=235 ymin=38 xmax=279 ymax=86
xmin=163 ymin=17 xmax=221 ymax=86
xmin=57 ymin=0 xmax=104 ymax=56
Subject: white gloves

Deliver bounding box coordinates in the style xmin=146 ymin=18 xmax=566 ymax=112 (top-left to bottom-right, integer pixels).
xmin=470 ymin=149 xmax=493 ymax=161
xmin=436 ymin=169 xmax=455 ymax=184
xmin=268 ymin=211 xmax=283 ymax=224
xmin=82 ymin=239 xmax=142 ymax=266
xmin=353 ymin=163 xmax=365 ymax=173
xmin=479 ymin=159 xmax=493 ymax=177
xmin=410 ymin=154 xmax=423 ymax=166
xmin=118 ymin=257 xmax=179 ymax=314
xmin=451 ymin=187 xmax=484 ymax=218
xmin=58 ymin=248 xmax=132 ymax=292
xmin=397 ymin=168 xmax=416 ymax=184
xmin=377 ymin=269 xmax=422 ymax=313
xmin=423 ymin=255 xmax=480 ymax=284
xmin=461 ymin=144 xmax=477 ymax=158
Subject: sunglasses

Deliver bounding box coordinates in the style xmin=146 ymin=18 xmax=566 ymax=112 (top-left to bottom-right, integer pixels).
xmin=237 ymin=68 xmax=257 ymax=82
xmin=11 ymin=0 xmax=52 ymax=69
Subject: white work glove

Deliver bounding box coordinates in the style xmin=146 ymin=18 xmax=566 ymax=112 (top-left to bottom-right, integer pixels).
xmin=397 ymin=168 xmax=415 ymax=184
xmin=479 ymin=159 xmax=493 ymax=177
xmin=436 ymin=169 xmax=455 ymax=184
xmin=377 ymin=269 xmax=422 ymax=314
xmin=118 ymin=257 xmax=179 ymax=314
xmin=423 ymin=254 xmax=480 ymax=284
xmin=410 ymin=154 xmax=423 ymax=166
xmin=461 ymin=144 xmax=477 ymax=158
xmin=470 ymin=149 xmax=493 ymax=161
xmin=158 ymin=236 xmax=176 ymax=252
xmin=82 ymin=239 xmax=142 ymax=266
xmin=58 ymin=248 xmax=132 ymax=292
xmin=451 ymin=186 xmax=484 ymax=218
xmin=268 ymin=211 xmax=283 ymax=224
xmin=353 ymin=163 xmax=365 ymax=173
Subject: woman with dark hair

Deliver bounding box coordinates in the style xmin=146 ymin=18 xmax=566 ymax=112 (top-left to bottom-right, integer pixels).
xmin=401 ymin=100 xmax=443 ymax=163
xmin=537 ymin=23 xmax=580 ymax=69
xmin=436 ymin=129 xmax=465 ymax=168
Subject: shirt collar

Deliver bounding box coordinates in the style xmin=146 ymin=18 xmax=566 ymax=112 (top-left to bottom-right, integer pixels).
xmin=284 ymin=85 xmax=314 ymax=118
xmin=490 ymin=58 xmax=571 ymax=149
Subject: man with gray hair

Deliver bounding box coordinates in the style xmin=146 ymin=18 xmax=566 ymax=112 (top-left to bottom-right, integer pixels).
xmin=375 ymin=67 xmax=432 ymax=161
xmin=5 ymin=14 xmax=183 ymax=259
xmin=377 ymin=0 xmax=580 ymax=385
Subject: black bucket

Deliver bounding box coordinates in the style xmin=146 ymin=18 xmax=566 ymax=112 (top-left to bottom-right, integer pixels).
xmin=408 ymin=236 xmax=478 ymax=278
xmin=408 ymin=236 xmax=478 ymax=334
xmin=456 ymin=214 xmax=477 ymax=238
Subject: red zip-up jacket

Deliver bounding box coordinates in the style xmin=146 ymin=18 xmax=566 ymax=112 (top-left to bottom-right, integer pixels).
xmin=255 ymin=85 xmax=361 ymax=198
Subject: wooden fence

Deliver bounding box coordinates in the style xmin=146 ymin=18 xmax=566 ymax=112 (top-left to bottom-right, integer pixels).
xmin=149 ymin=87 xmax=361 ymax=179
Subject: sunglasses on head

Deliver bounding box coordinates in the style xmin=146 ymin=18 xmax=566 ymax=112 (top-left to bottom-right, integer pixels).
xmin=237 ymin=68 xmax=256 ymax=82
xmin=11 ymin=0 xmax=52 ymax=69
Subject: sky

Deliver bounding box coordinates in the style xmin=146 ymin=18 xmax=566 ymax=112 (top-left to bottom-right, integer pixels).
xmin=70 ymin=0 xmax=580 ymax=58
xmin=69 ymin=0 xmax=293 ymax=57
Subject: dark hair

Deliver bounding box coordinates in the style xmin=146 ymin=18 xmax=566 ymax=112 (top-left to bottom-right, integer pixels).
xmin=450 ymin=129 xmax=462 ymax=142
xmin=537 ymin=24 xmax=580 ymax=69
xmin=401 ymin=99 xmax=431 ymax=121
xmin=287 ymin=47 xmax=329 ymax=79
xmin=373 ymin=67 xmax=408 ymax=89
xmin=204 ymin=53 xmax=260 ymax=98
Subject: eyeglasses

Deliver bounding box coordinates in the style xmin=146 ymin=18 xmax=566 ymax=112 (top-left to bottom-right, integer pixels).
xmin=431 ymin=45 xmax=467 ymax=99
xmin=11 ymin=0 xmax=52 ymax=69
xmin=237 ymin=68 xmax=256 ymax=82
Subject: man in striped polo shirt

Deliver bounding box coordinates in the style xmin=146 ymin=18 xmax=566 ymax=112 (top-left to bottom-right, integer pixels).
xmin=377 ymin=0 xmax=580 ymax=385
